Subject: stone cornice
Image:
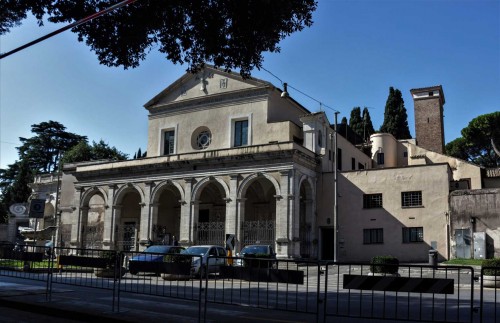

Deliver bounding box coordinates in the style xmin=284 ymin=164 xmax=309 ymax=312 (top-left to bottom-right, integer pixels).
xmin=147 ymin=87 xmax=269 ymax=118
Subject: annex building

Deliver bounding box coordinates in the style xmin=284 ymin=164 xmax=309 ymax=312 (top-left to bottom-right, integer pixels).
xmin=26 ymin=69 xmax=499 ymax=263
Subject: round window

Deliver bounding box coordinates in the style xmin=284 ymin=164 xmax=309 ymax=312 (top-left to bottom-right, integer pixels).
xmin=197 ymin=130 xmax=212 ymax=149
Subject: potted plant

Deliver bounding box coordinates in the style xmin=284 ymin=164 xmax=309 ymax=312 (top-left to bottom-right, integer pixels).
xmin=94 ymin=250 xmax=126 ymax=278
xmin=482 ymin=258 xmax=500 ymax=288
xmin=369 ymin=255 xmax=400 ymax=276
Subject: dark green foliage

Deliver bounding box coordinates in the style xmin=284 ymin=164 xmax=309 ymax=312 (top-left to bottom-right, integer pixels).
xmin=482 ymin=258 xmax=500 ymax=276
xmin=446 ymin=112 xmax=500 ymax=167
xmin=0 ymin=160 xmax=33 ymax=223
xmin=341 ymin=117 xmax=348 ymax=125
xmin=0 ymin=1 xmax=317 ymax=77
xmin=370 ymin=255 xmax=399 ymax=274
xmin=362 ymin=107 xmax=375 ymax=141
xmin=0 ymin=122 xmax=126 ymax=221
xmin=61 ymin=140 xmax=127 ymax=164
xmin=380 ymin=87 xmax=412 ymax=139
xmin=137 ymin=148 xmax=142 ymax=159
xmin=17 ymin=121 xmax=86 ymax=173
xmin=349 ymin=107 xmax=363 ymax=139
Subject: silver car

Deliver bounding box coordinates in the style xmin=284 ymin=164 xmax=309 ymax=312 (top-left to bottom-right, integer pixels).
xmin=181 ymin=245 xmax=227 ymax=277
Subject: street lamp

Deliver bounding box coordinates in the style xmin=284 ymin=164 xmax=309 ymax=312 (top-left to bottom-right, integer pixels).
xmin=333 ymin=111 xmax=339 ymax=262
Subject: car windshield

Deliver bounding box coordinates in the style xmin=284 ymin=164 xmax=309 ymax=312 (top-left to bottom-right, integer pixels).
xmin=182 ymin=247 xmax=209 ymax=255
xmin=241 ymin=246 xmax=268 ymax=254
xmin=143 ymin=245 xmax=170 ymax=253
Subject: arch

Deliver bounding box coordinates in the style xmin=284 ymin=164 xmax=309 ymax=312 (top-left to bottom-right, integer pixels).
xmin=151 ymin=180 xmax=185 ymax=204
xmin=80 ymin=186 xmax=108 ymax=208
xmin=298 ymin=175 xmax=315 ymax=259
xmin=191 ymin=176 xmax=229 ymax=202
xmin=237 ymin=172 xmax=281 ymax=200
xmin=114 ymin=183 xmax=145 ymax=205
xmin=298 ymin=175 xmax=315 ymax=200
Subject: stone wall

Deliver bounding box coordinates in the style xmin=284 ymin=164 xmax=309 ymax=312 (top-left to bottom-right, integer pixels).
xmin=450 ymin=188 xmax=500 ymax=258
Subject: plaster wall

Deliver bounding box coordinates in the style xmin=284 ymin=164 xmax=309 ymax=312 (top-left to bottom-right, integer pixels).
xmin=339 ymin=164 xmax=451 ymax=262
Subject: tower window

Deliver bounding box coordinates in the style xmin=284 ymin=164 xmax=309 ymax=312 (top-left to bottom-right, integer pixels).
xmin=428 ymin=91 xmax=434 ymax=96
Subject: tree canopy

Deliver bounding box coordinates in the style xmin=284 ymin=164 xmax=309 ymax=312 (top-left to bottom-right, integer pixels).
xmin=445 ymin=112 xmax=500 ymax=167
xmin=0 ymin=0 xmax=317 ymax=77
xmin=0 ymin=121 xmax=127 ymax=222
xmin=62 ymin=140 xmax=128 ymax=163
xmin=379 ymin=87 xmax=411 ymax=139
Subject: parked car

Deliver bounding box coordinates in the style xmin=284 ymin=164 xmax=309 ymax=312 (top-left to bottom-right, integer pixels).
xmin=235 ymin=244 xmax=277 ymax=268
xmin=128 ymin=245 xmax=185 ymax=275
xmin=181 ymin=245 xmax=227 ymax=278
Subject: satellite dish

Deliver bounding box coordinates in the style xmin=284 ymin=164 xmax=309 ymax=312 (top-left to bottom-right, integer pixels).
xmin=9 ymin=203 xmax=28 ymax=217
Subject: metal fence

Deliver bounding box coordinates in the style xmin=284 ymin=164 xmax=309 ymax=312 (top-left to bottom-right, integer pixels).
xmin=323 ymin=262 xmax=475 ymax=323
xmin=480 ymin=266 xmax=500 ymax=323
xmin=2 ymin=243 xmax=499 ymax=323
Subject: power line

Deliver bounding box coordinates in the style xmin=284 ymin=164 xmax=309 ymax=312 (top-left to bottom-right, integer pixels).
xmin=259 ymin=66 xmax=339 ymax=113
xmin=0 ymin=0 xmax=139 ymax=60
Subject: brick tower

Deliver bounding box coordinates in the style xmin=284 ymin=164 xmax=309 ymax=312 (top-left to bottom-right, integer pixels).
xmin=410 ymin=85 xmax=446 ymax=154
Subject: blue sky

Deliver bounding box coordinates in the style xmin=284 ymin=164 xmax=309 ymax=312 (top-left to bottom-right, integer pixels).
xmin=1 ymin=0 xmax=498 ymax=169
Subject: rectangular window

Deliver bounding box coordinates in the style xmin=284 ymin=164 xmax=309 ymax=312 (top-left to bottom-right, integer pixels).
xmin=363 ymin=228 xmax=384 ymax=244
xmin=363 ymin=194 xmax=383 ymax=208
xmin=402 ymin=191 xmax=422 ymax=207
xmin=351 ymin=157 xmax=356 ymax=170
xmin=377 ymin=152 xmax=385 ymax=165
xmin=337 ymin=148 xmax=342 ymax=170
xmin=402 ymin=227 xmax=424 ymax=243
xmin=234 ymin=120 xmax=248 ymax=147
xmin=163 ymin=130 xmax=175 ymax=155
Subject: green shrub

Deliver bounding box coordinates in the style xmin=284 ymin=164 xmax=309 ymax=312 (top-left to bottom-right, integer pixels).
xmin=482 ymin=258 xmax=500 ymax=276
xmin=370 ymin=256 xmax=399 ymax=274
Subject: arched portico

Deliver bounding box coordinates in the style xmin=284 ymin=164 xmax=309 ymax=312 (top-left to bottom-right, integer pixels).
xmin=237 ymin=173 xmax=278 ymax=248
xmin=113 ymin=184 xmax=144 ymax=251
xmin=191 ymin=177 xmax=228 ymax=245
xmin=298 ymin=176 xmax=315 ymax=258
xmin=150 ymin=180 xmax=184 ymax=245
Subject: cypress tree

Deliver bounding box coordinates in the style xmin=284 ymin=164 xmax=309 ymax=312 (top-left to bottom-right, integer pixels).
xmin=362 ymin=107 xmax=375 ymax=142
xmin=380 ymin=87 xmax=412 ymax=139
xmin=349 ymin=107 xmax=363 ymax=139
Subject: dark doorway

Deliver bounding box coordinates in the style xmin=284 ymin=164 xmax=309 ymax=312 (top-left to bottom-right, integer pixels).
xmin=321 ymin=227 xmax=335 ymax=260
xmin=199 ymin=209 xmax=210 ymax=222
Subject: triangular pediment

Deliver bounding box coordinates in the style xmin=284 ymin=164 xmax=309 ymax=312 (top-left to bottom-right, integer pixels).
xmin=144 ymin=66 xmax=273 ymax=109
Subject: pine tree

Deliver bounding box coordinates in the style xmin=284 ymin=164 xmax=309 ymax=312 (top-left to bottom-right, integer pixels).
xmin=137 ymin=148 xmax=142 ymax=159
xmin=380 ymin=87 xmax=412 ymax=139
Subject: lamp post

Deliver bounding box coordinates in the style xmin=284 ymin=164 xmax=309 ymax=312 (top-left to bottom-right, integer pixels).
xmin=333 ymin=111 xmax=339 ymax=262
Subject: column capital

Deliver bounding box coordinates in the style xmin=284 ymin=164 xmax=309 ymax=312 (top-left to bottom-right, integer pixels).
xmin=223 ymin=197 xmax=232 ymax=203
xmin=237 ymin=198 xmax=247 ymax=203
xmin=190 ymin=200 xmax=200 ymax=205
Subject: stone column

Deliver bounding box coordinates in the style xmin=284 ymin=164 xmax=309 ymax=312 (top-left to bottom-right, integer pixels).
xmin=225 ymin=175 xmax=239 ymax=241
xmin=70 ymin=187 xmax=84 ymax=248
xmin=113 ymin=205 xmax=122 ymax=249
xmin=179 ymin=178 xmax=194 ymax=245
xmin=138 ymin=181 xmax=154 ymax=250
xmin=102 ymin=184 xmax=117 ymax=249
xmin=235 ymin=198 xmax=246 ymax=252
xmin=275 ymin=170 xmax=291 ymax=258
xmin=190 ymin=201 xmax=200 ymax=245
